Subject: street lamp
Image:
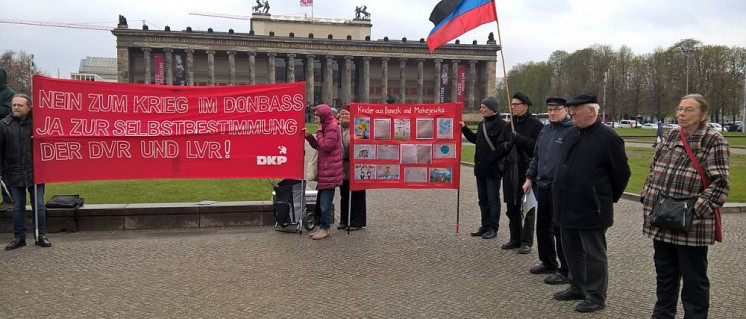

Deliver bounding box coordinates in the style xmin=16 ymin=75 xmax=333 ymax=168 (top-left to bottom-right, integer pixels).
xmin=680 ymin=44 xmax=695 ymax=95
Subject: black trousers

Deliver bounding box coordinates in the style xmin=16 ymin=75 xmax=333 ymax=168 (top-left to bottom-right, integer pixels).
xmin=506 ymin=202 xmax=535 ymax=246
xmin=652 ymin=240 xmax=709 ymax=319
xmin=561 ymin=227 xmax=608 ymax=304
xmin=339 ymin=180 xmax=366 ymax=227
xmin=535 ymin=186 xmax=565 ymax=272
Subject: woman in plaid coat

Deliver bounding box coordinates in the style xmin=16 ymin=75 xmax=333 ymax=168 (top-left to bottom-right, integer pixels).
xmin=641 ymin=94 xmax=730 ymax=319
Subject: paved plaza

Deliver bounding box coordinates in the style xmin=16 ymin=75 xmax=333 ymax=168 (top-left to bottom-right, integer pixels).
xmin=2 ymin=166 xmax=745 ymax=318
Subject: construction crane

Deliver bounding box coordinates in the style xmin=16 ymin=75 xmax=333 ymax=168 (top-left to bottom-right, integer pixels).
xmin=189 ymin=12 xmax=252 ymax=21
xmin=0 ymin=18 xmax=113 ymax=30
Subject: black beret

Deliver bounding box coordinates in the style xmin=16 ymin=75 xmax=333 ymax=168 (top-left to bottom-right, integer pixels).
xmin=512 ymin=92 xmax=532 ymax=106
xmin=481 ymin=96 xmax=499 ymax=112
xmin=546 ymin=97 xmax=567 ymax=106
xmin=566 ymin=93 xmax=598 ymax=106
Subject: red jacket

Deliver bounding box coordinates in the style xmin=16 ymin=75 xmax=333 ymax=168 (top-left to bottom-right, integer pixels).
xmin=306 ymin=104 xmax=343 ymax=190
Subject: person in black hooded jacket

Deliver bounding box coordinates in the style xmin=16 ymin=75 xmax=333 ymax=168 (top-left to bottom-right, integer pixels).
xmin=0 ymin=68 xmax=16 ymax=211
xmin=496 ymin=92 xmax=544 ymax=254
xmin=460 ymin=96 xmax=507 ymax=239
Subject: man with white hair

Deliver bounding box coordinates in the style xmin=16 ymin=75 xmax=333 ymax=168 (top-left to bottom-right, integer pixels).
xmin=550 ymin=93 xmax=630 ymax=313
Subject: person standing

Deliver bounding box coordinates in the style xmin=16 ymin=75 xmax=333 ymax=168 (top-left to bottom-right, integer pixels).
xmin=460 ymin=96 xmax=506 ymax=239
xmin=338 ymin=106 xmax=366 ymax=230
xmin=305 ymin=104 xmax=344 ymax=240
xmin=523 ymin=97 xmax=574 ymax=284
xmin=497 ymin=92 xmax=544 ymax=254
xmin=551 ymin=93 xmax=630 ymax=313
xmin=0 ymin=68 xmax=16 ymax=211
xmin=642 ymin=94 xmax=729 ymax=319
xmin=3 ymin=94 xmax=52 ymax=250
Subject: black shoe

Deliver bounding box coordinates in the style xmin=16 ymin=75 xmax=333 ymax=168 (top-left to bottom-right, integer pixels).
xmin=337 ymin=224 xmax=347 ymax=230
xmin=530 ymin=264 xmax=557 ymax=274
xmin=36 ymin=235 xmax=52 ymax=248
xmin=575 ymin=299 xmax=605 ymax=312
xmin=470 ymin=227 xmax=487 ymax=237
xmin=518 ymin=244 xmax=531 ymax=254
xmin=553 ymin=288 xmax=585 ymax=301
xmin=481 ymin=229 xmax=496 ymax=239
xmin=5 ymin=238 xmax=26 ymax=250
xmin=501 ymin=240 xmax=520 ymax=250
xmin=545 ymin=272 xmax=569 ymax=285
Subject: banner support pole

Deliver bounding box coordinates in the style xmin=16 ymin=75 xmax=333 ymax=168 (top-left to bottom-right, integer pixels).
xmin=347 ymin=189 xmax=352 ymax=234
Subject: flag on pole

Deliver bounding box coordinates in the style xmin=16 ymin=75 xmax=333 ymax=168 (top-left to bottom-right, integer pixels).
xmin=300 ymin=0 xmax=313 ymax=7
xmin=427 ymin=0 xmax=497 ymax=52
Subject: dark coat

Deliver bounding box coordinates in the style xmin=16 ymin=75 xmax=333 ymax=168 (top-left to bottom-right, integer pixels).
xmin=0 ymin=112 xmax=35 ymax=186
xmin=526 ymin=116 xmax=574 ymax=188
xmin=552 ymin=120 xmax=631 ymax=229
xmin=496 ymin=113 xmax=544 ymax=204
xmin=461 ymin=114 xmax=506 ymax=179
xmin=0 ymin=68 xmax=15 ymax=118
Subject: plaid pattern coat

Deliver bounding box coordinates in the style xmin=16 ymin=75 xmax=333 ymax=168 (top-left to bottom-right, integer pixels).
xmin=641 ymin=124 xmax=730 ymax=246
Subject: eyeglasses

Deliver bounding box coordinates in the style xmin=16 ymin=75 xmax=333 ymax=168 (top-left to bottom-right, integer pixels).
xmin=547 ymin=107 xmax=565 ymax=112
xmin=676 ymin=107 xmax=698 ymax=113
xmin=510 ymin=103 xmax=524 ymax=107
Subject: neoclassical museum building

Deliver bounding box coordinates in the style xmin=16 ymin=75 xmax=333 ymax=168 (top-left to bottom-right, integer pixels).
xmin=112 ymin=12 xmax=499 ymax=109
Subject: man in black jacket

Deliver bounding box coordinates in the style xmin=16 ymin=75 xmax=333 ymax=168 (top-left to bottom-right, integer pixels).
xmin=0 ymin=68 xmax=16 ymax=211
xmin=3 ymin=94 xmax=52 ymax=250
xmin=460 ymin=96 xmax=507 ymax=239
xmin=551 ymin=93 xmax=630 ymax=313
xmin=496 ymin=92 xmax=544 ymax=254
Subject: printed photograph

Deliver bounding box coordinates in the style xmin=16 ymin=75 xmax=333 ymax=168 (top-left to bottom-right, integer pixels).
xmin=354 ymin=117 xmax=370 ymax=139
xmin=429 ymin=167 xmax=452 ymax=183
xmin=402 ymin=144 xmax=432 ymax=164
xmin=404 ymin=167 xmax=428 ymax=183
xmin=354 ymin=164 xmax=377 ymax=180
xmin=433 ymin=143 xmax=457 ymax=159
xmin=374 ymin=119 xmax=391 ymax=140
xmin=377 ymin=164 xmax=400 ymax=180
xmin=417 ymin=144 xmax=432 ymax=164
xmin=394 ymin=118 xmax=411 ymax=140
xmin=377 ymin=144 xmax=400 ymax=160
xmin=416 ymin=118 xmax=434 ymax=139
xmin=353 ymin=144 xmax=376 ymax=159
xmin=437 ymin=118 xmax=454 ymax=139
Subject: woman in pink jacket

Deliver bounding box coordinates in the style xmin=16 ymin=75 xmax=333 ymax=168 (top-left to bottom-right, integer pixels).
xmin=306 ymin=104 xmax=343 ymax=240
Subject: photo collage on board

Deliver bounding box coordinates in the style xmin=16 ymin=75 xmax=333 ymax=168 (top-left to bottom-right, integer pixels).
xmin=353 ymin=114 xmax=455 ymax=184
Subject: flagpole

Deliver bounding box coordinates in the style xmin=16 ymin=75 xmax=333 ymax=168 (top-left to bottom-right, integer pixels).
xmin=492 ymin=3 xmax=514 ymax=132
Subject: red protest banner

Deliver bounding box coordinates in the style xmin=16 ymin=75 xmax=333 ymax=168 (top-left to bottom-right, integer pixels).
xmin=348 ymin=102 xmax=462 ymax=191
xmin=32 ymin=76 xmax=305 ymax=183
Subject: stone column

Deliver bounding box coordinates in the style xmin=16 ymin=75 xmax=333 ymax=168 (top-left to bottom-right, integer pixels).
xmin=323 ymin=55 xmax=333 ymax=105
xmin=116 ymin=46 xmax=130 ymax=83
xmin=381 ymin=57 xmax=389 ymax=101
xmin=399 ymin=58 xmax=407 ymax=103
xmin=485 ymin=60 xmax=497 ymax=100
xmin=287 ymin=54 xmax=296 ymax=83
xmin=417 ymin=59 xmax=424 ymax=104
xmin=362 ymin=57 xmax=371 ymax=103
xmin=142 ymin=48 xmax=152 ymax=84
xmin=267 ymin=53 xmax=276 ymax=84
xmin=248 ymin=52 xmax=256 ymax=85
xmin=207 ymin=50 xmax=215 ymax=86
xmin=343 ymin=56 xmax=353 ymax=104
xmin=164 ymin=48 xmax=173 ymax=85
xmin=434 ymin=59 xmax=442 ymax=103
xmin=469 ymin=60 xmax=477 ymax=109
xmin=451 ymin=60 xmax=460 ymax=103
xmin=186 ymin=49 xmax=194 ymax=86
xmin=306 ymin=55 xmax=315 ymax=105
xmin=227 ymin=50 xmax=236 ymax=85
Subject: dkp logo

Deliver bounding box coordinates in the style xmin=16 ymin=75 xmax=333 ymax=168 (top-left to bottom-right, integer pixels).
xmin=256 ymin=146 xmax=288 ymax=165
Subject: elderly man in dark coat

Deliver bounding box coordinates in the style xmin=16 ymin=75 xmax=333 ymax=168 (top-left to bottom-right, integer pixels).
xmin=551 ymin=93 xmax=630 ymax=313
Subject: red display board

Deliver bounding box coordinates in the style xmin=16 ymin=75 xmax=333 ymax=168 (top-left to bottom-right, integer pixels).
xmin=348 ymin=103 xmax=462 ymax=191
xmin=32 ymin=76 xmax=305 ymax=183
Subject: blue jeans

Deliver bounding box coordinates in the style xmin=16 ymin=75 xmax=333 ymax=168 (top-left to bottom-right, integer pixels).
xmin=475 ymin=176 xmax=500 ymax=231
xmin=317 ymin=188 xmax=335 ymax=230
xmin=10 ymin=184 xmax=46 ymax=239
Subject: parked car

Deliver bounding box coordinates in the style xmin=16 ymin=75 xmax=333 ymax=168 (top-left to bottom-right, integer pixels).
xmin=664 ymin=123 xmax=680 ymax=129
xmin=620 ymin=120 xmax=640 ymax=128
xmin=708 ymin=123 xmax=724 ymax=132
xmin=604 ymin=122 xmax=623 ymax=128
xmin=641 ymin=123 xmax=658 ymax=129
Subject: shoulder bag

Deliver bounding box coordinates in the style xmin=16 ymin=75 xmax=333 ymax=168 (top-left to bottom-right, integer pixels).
xmin=650 ymin=130 xmax=698 ymax=232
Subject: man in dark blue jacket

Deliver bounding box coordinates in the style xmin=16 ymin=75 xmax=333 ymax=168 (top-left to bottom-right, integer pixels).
xmin=523 ymin=97 xmax=574 ymax=285
xmin=460 ymin=96 xmax=506 ymax=239
xmin=551 ymin=93 xmax=630 ymax=313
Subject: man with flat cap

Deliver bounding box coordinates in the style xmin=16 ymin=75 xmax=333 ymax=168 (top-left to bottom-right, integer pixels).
xmin=523 ymin=97 xmax=574 ymax=285
xmin=460 ymin=96 xmax=507 ymax=239
xmin=496 ymin=92 xmax=544 ymax=254
xmin=551 ymin=93 xmax=630 ymax=313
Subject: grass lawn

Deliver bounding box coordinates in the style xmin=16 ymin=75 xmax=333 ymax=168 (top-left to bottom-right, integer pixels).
xmin=460 ymin=144 xmax=745 ymax=202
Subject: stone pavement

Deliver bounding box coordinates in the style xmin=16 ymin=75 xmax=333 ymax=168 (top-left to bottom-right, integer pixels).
xmin=2 ymin=166 xmax=746 ymax=318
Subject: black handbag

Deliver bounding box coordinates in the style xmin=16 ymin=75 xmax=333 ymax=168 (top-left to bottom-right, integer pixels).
xmin=650 ymin=195 xmax=696 ymax=232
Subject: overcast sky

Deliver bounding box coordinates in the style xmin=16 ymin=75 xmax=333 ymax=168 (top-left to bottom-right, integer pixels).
xmin=2 ymin=0 xmax=745 ymax=79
